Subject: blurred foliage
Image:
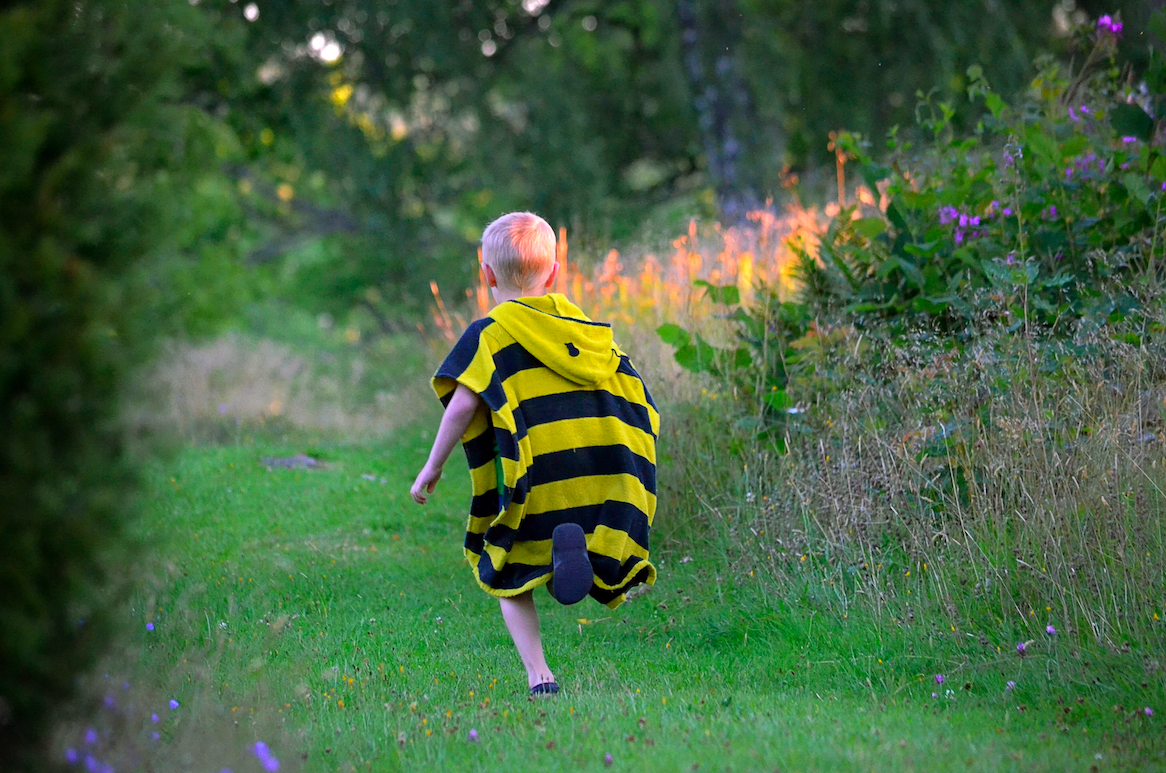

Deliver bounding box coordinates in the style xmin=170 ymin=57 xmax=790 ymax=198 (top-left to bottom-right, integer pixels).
xmin=0 ymin=0 xmax=243 ymax=765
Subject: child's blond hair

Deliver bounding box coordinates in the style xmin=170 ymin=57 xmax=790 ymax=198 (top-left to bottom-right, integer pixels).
xmin=481 ymin=212 xmax=557 ymax=290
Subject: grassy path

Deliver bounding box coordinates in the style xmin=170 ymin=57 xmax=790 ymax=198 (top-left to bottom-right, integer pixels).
xmin=117 ymin=423 xmax=1164 ymax=773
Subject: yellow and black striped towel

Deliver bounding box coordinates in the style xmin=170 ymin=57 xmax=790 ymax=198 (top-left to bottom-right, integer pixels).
xmin=432 ymin=293 xmax=658 ymax=608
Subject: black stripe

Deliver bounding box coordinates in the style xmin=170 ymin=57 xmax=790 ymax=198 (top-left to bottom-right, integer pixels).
xmin=470 ymin=492 xmax=500 ymax=517
xmin=516 ymin=390 xmax=654 ymax=439
xmin=480 ymin=378 xmax=507 ymax=412
xmin=474 ymin=555 xmax=552 ymax=592
xmin=462 ymin=428 xmax=496 ymax=470
xmin=617 ymin=356 xmax=658 ymax=415
xmin=526 ymin=445 xmax=656 ymax=492
xmin=479 ymin=501 xmax=651 ymax=553
xmin=464 ymin=531 xmax=485 ymax=555
xmin=589 ymin=562 xmax=654 ymax=604
xmin=499 ymin=444 xmax=655 ymax=509
xmin=435 ymin=319 xmax=493 ymax=382
xmin=493 ymin=342 xmax=547 ymax=381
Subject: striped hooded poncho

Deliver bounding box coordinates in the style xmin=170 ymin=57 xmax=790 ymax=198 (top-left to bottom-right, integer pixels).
xmin=432 ymin=294 xmax=658 ymax=608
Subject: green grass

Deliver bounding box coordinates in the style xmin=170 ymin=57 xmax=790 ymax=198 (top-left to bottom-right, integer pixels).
xmin=74 ymin=423 xmax=1166 ymax=772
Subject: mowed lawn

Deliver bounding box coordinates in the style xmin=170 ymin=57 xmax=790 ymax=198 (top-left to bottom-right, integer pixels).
xmin=119 ymin=421 xmax=1165 ymax=773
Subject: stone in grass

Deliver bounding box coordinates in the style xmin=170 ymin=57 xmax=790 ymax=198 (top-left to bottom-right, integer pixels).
xmin=260 ymin=454 xmax=320 ymax=469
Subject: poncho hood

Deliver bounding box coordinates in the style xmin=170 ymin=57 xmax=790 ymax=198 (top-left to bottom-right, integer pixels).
xmin=488 ymin=294 xmax=620 ymax=386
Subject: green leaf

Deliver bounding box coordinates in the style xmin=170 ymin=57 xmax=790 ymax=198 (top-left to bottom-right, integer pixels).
xmin=656 ymin=323 xmax=690 ymax=348
xmin=1111 ymin=104 xmax=1155 ymax=142
xmin=912 ymin=296 xmax=953 ymax=314
xmin=1122 ymin=173 xmax=1152 ymax=207
xmin=673 ymin=335 xmax=718 ymax=374
xmin=1024 ymin=125 xmax=1060 ymax=165
xmin=853 ymin=217 xmax=887 ymax=239
xmin=985 ymin=93 xmax=1006 ymax=120
xmin=764 ymin=389 xmax=794 ymax=412
xmin=693 ymin=280 xmax=740 ymax=306
xmin=886 ymin=199 xmax=910 ymax=232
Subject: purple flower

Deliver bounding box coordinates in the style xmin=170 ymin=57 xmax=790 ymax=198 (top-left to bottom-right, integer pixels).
xmin=938 ymin=205 xmax=960 ymax=224
xmin=103 ymin=695 xmax=115 ymax=710
xmin=218 ymin=403 xmax=229 ymax=415
xmin=931 ymin=692 xmax=938 ymax=698
xmin=1066 ymin=167 xmax=1074 ymax=180
xmin=151 ymin=732 xmax=160 ymax=741
xmin=1003 ymin=150 xmax=1015 ymax=168
xmin=1069 ymin=107 xmax=1079 ymax=122
xmin=1046 ymin=205 xmax=1058 ymax=220
xmin=146 ymin=622 xmax=154 ymax=632
xmin=1006 ymin=681 xmax=1016 ymax=691
xmin=1016 ymin=641 xmax=1027 ymax=656
xmin=1081 ymin=105 xmax=1091 ymax=115
xmin=935 ymin=674 xmax=945 ymax=684
xmin=955 ymin=231 xmax=965 ymax=245
xmin=151 ymin=713 xmax=159 ymax=723
xmin=85 ymin=727 xmax=98 ymax=745
xmin=65 ymin=748 xmax=79 ymax=764
xmin=1146 ymin=707 xmax=1155 ymax=717
xmin=1122 ymin=136 xmax=1138 ymax=144
xmin=1046 ymin=625 xmax=1056 ymax=635
xmin=604 ymin=752 xmax=614 ymax=767
xmin=1003 ymin=207 xmax=1012 ymax=216
xmin=169 ymin=699 xmax=179 ymax=710
xmin=469 ymin=728 xmax=479 ymax=742
xmin=1098 ymin=14 xmax=1123 ymax=38
xmin=253 ymin=742 xmax=280 ymax=772
xmin=85 ymin=756 xmax=98 ymax=773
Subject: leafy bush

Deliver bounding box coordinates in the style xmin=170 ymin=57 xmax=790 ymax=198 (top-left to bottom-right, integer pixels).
xmin=0 ymin=1 xmax=228 ymax=765
xmin=797 ymin=18 xmax=1164 ymax=333
xmin=656 ymin=13 xmax=1166 ymax=644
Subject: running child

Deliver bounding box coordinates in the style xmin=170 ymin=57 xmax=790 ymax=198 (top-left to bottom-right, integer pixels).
xmin=409 ymin=212 xmax=658 ymax=695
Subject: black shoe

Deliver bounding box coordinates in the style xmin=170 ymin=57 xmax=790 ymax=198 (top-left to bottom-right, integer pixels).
xmin=530 ymin=681 xmax=560 ymax=697
xmin=549 ymin=523 xmax=593 ymax=605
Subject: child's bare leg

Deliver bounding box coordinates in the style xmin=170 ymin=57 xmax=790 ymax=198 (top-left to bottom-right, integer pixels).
xmin=498 ymin=592 xmax=555 ymax=689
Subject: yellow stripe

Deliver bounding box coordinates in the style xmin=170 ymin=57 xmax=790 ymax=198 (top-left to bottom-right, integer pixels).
xmin=521 ymin=474 xmax=655 ymax=520
xmin=526 ymin=416 xmax=655 ymax=461
xmin=588 ymin=523 xmax=650 ymax=563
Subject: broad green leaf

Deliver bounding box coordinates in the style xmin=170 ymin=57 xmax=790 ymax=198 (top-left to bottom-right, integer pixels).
xmin=1111 ymin=104 xmax=1154 ymax=142
xmin=673 ymin=335 xmax=718 ymax=374
xmin=656 ymin=323 xmax=690 ymax=348
xmin=1121 ymin=173 xmax=1152 ymax=207
xmin=853 ymin=217 xmax=887 ymax=239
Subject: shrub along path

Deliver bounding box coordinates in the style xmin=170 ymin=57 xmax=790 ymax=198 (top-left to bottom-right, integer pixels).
xmin=123 ymin=424 xmax=1164 ymax=773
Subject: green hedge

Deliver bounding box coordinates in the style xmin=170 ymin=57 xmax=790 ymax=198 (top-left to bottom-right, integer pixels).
xmin=0 ymin=1 xmax=215 ymax=765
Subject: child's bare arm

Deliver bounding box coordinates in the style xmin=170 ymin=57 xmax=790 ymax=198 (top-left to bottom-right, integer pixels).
xmin=410 ymin=384 xmax=484 ymax=504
